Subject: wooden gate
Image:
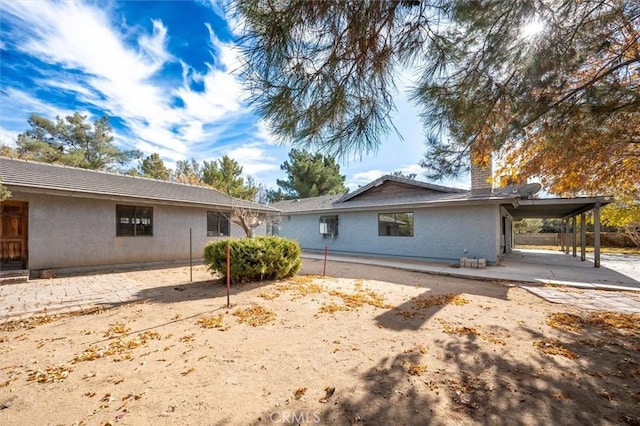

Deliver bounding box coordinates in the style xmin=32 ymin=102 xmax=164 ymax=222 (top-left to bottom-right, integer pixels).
xmin=1 ymin=201 xmax=28 ymax=270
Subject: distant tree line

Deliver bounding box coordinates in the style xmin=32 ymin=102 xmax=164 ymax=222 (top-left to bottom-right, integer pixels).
xmin=0 ymin=113 xmax=349 ymax=204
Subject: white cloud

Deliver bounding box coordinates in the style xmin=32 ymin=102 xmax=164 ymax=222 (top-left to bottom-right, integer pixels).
xmin=204 ymin=23 xmax=242 ymax=72
xmin=2 ymin=88 xmax=77 ymax=123
xmin=255 ymin=119 xmax=280 ymax=146
xmin=1 ymin=0 xmax=252 ymax=162
xmin=198 ymin=0 xmax=227 ymax=20
xmin=199 ymin=0 xmax=244 ymax=37
xmin=0 ymin=126 xmax=19 ymax=146
xmin=138 ymin=19 xmax=172 ymax=67
xmin=225 ymin=143 xmax=280 ymax=176
xmin=1 ymin=0 xmax=457 ymax=192
xmin=36 ymin=79 xmax=98 ymax=103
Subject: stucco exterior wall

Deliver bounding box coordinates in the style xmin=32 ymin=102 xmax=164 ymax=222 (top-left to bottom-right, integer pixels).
xmin=10 ymin=191 xmax=255 ymax=270
xmin=278 ymin=204 xmax=501 ymax=264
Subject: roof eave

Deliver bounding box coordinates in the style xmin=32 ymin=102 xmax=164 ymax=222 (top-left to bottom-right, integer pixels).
xmin=276 ymin=196 xmax=515 ymax=214
xmin=6 ymin=184 xmax=279 ymax=213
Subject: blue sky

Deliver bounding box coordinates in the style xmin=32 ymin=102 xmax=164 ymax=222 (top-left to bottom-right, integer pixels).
xmin=0 ymin=0 xmax=468 ymax=191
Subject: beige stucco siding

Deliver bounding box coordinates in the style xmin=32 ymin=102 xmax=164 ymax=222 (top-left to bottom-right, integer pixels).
xmin=10 ymin=191 xmax=252 ymax=270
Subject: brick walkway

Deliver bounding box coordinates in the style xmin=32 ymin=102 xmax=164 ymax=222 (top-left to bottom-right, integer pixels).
xmin=0 ymin=273 xmax=146 ymax=321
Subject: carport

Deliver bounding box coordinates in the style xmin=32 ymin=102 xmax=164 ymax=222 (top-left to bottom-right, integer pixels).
xmin=504 ymin=196 xmax=614 ymax=267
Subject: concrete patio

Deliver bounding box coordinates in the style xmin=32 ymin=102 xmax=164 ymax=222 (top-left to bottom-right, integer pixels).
xmin=305 ymin=248 xmax=640 ymax=292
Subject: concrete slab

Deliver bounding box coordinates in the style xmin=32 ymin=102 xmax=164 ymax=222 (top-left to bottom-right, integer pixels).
xmin=303 ymin=249 xmax=640 ymax=291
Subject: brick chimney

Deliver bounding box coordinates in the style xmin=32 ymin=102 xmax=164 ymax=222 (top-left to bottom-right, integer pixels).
xmin=470 ymin=156 xmax=493 ymax=196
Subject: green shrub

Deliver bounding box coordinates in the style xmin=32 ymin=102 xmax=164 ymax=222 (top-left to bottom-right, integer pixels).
xmin=204 ymin=236 xmax=302 ymax=284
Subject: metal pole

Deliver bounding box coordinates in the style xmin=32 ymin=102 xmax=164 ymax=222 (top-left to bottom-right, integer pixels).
xmin=226 ymin=244 xmax=231 ymax=307
xmin=580 ymin=213 xmax=586 ymax=261
xmin=594 ymin=203 xmax=601 ymax=268
xmin=572 ymin=216 xmax=577 ymax=257
xmin=323 ymin=246 xmax=328 ymax=277
xmin=189 ymin=228 xmax=193 ymax=282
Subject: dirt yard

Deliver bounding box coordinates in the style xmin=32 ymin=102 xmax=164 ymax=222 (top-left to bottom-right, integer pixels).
xmin=1 ymin=260 xmax=638 ymax=426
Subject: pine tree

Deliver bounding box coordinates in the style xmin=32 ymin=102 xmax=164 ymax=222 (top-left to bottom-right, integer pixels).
xmin=237 ymin=0 xmax=640 ymax=197
xmin=15 ymin=112 xmax=139 ymax=170
xmin=276 ymin=149 xmax=348 ymax=198
xmin=202 ymin=155 xmax=256 ymax=200
xmin=139 ymin=153 xmax=171 ymax=180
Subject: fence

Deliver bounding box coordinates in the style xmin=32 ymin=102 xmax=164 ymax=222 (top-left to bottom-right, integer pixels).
xmin=514 ymin=232 xmax=635 ymax=248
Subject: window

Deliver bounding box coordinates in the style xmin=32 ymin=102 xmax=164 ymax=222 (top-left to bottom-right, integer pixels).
xmin=378 ymin=212 xmax=413 ymax=237
xmin=116 ymin=205 xmax=153 ymax=236
xmin=207 ymin=212 xmax=230 ymax=236
xmin=320 ymin=215 xmax=338 ymax=236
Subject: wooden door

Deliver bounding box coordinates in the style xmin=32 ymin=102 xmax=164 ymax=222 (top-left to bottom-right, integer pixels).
xmin=1 ymin=201 xmax=28 ymax=270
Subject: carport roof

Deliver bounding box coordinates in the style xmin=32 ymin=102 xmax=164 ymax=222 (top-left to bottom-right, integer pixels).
xmin=505 ymin=196 xmax=614 ymax=220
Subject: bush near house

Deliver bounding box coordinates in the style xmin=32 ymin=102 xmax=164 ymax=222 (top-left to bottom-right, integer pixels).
xmin=204 ymin=236 xmax=301 ymax=284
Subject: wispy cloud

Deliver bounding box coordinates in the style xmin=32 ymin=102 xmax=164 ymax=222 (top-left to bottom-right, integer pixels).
xmin=1 ymin=0 xmax=278 ymax=178
xmin=225 ymin=143 xmax=281 ymax=176
xmin=1 ymin=88 xmax=77 ymax=125
xmin=1 ymin=0 xmax=447 ymax=193
xmin=0 ymin=126 xmax=20 ymax=147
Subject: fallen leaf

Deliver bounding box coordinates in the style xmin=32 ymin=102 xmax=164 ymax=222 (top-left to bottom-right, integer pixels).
xmin=294 ymin=387 xmax=307 ymax=400
xmin=408 ymin=364 xmax=428 ymax=376
xmin=319 ymin=386 xmax=335 ymax=403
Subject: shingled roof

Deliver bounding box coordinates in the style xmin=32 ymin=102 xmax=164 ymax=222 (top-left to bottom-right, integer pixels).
xmin=0 ymin=156 xmax=277 ymax=212
xmin=272 ymin=175 xmax=515 ymax=213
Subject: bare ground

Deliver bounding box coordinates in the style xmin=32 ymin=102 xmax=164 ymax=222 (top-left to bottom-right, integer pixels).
xmin=1 ymin=260 xmax=638 ymax=426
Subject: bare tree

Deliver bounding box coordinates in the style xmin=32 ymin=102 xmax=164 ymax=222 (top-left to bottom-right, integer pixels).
xmin=230 ymin=199 xmax=266 ymax=238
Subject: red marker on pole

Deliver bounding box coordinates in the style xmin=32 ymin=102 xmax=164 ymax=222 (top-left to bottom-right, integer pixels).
xmin=323 ymin=246 xmax=328 ymax=277
xmin=226 ymin=244 xmax=231 ymax=308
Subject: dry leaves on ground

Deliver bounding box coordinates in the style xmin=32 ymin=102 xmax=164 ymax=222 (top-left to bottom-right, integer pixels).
xmin=26 ymin=364 xmax=72 ymax=383
xmin=533 ymin=338 xmax=579 ymax=359
xmin=413 ymin=294 xmax=469 ymax=309
xmin=233 ymin=305 xmax=276 ymax=326
xmin=293 ymin=387 xmax=307 ymax=400
xmin=408 ymin=364 xmax=428 ymax=376
xmin=196 ymin=314 xmax=227 ymax=330
xmin=438 ymin=319 xmax=480 ymax=336
xmin=548 ymin=311 xmax=640 ymax=334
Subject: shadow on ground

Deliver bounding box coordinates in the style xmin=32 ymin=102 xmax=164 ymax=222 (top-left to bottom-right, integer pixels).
xmin=303 ymin=258 xmax=512 ymax=330
xmin=118 ymin=278 xmax=275 ymax=307
xmin=250 ymin=316 xmax=640 ymax=425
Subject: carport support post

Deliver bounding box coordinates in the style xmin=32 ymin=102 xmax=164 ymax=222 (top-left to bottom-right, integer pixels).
xmin=580 ymin=213 xmax=586 ymax=261
xmin=594 ymin=203 xmax=601 ymax=268
xmin=572 ymin=216 xmax=577 ymax=257
xmin=560 ymin=220 xmax=564 ymax=252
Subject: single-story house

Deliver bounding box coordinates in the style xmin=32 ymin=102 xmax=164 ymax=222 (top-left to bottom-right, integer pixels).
xmin=270 ymin=164 xmax=613 ymax=266
xmin=0 ymin=156 xmax=277 ymax=276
